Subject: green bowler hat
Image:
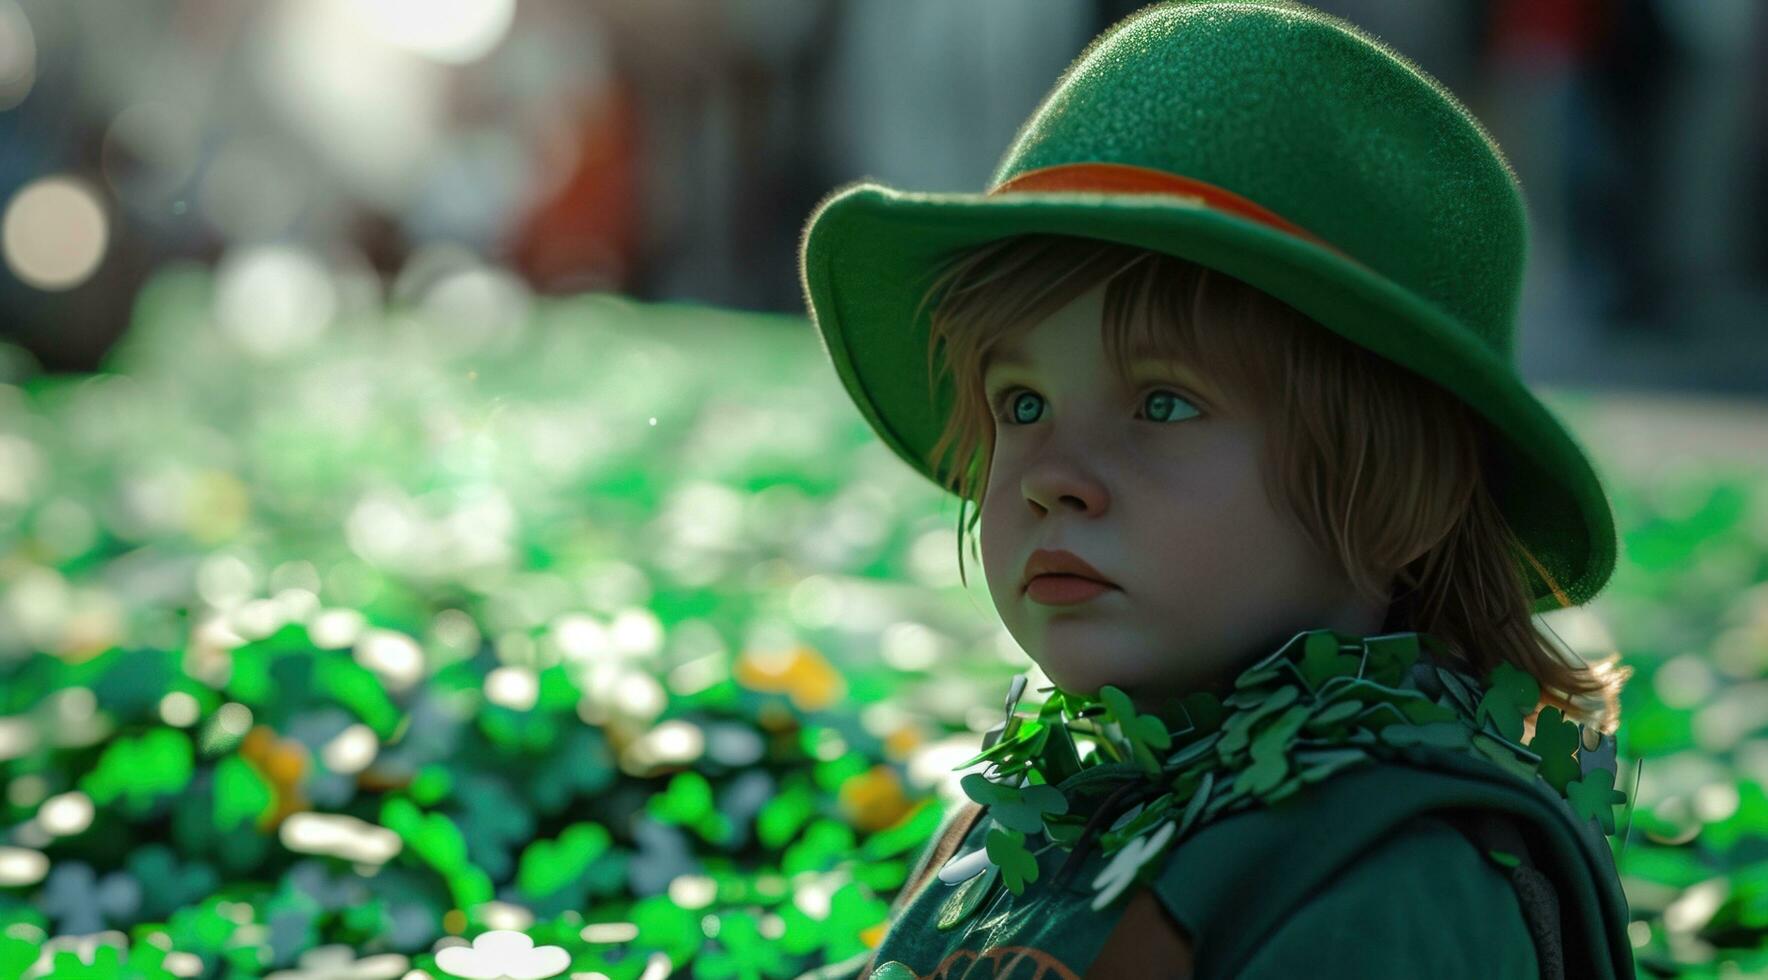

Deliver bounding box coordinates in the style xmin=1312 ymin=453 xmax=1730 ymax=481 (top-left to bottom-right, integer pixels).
xmin=796 ymin=0 xmax=1617 ymax=614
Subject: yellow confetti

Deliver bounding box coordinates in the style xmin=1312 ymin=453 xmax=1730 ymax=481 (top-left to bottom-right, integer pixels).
xmin=839 ymin=764 xmax=913 ymax=833
xmin=734 ymin=644 xmax=847 ymax=712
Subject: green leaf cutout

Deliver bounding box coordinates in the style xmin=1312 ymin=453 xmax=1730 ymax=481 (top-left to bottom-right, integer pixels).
xmin=1090 ymin=819 xmax=1177 ymax=911
xmin=1237 ymin=704 xmax=1310 ymax=797
xmin=1486 ymin=849 xmax=1522 ymax=869
xmin=1471 ymin=732 xmax=1540 ymax=783
xmin=959 ymin=772 xmax=1020 ymax=808
xmin=1527 ymin=706 xmax=1583 ymax=795
xmin=985 ymin=827 xmax=1039 ymax=895
xmin=1102 ymin=684 xmax=1173 ymax=776
xmin=1566 ymin=767 xmax=1628 ymax=835
xmin=1298 ymin=631 xmax=1361 ymax=690
xmin=1476 ymin=662 xmax=1540 ymax=743
xmin=1361 ymin=632 xmax=1421 ymax=687
xmin=935 ymin=863 xmax=1001 ymax=932
xmin=989 ymin=782 xmax=1070 ymax=835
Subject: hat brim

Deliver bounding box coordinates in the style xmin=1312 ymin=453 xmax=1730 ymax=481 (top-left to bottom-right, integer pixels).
xmin=799 ymin=181 xmax=1617 ymax=613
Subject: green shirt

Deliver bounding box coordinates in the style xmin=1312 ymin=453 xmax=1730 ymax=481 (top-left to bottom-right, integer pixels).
xmin=804 ymin=750 xmax=1631 ymax=979
xmin=799 ymin=629 xmax=1634 ymax=979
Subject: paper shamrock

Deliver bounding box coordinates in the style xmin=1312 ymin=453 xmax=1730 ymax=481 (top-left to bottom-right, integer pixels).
xmin=959 ymin=772 xmax=1069 ymax=835
xmin=984 ymin=827 xmax=1040 ymax=895
xmin=1476 ymin=662 xmax=1540 ymax=743
xmin=433 ymin=929 xmax=569 ymax=979
xmin=695 ymin=910 xmax=796 ymax=980
xmin=1099 ymin=685 xmax=1173 ymax=776
xmin=1530 ymin=706 xmax=1585 ymax=795
xmin=942 ymin=628 xmax=1631 ymax=925
xmin=1566 ymin=766 xmax=1629 ymax=836
xmin=41 ymin=861 xmax=141 ymax=936
xmin=1090 ymin=819 xmax=1176 ymax=911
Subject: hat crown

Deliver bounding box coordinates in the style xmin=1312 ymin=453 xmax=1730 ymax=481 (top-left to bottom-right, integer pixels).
xmin=992 ymin=0 xmax=1527 ymax=359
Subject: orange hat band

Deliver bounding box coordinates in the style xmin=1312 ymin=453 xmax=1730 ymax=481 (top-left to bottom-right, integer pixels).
xmin=988 ymin=161 xmax=1358 ymax=266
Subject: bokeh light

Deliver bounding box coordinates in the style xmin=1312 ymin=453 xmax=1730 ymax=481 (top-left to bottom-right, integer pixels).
xmin=2 ymin=176 xmax=108 ymax=291
xmin=0 ymin=0 xmax=35 ymax=109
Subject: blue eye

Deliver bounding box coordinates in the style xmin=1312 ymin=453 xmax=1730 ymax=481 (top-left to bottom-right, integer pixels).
xmin=988 ymin=387 xmax=1202 ymax=426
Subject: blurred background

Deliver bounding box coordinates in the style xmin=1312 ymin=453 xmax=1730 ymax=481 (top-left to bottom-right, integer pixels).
xmin=0 ymin=1 xmax=1766 ymax=978
xmin=2 ymin=0 xmax=1767 ymax=389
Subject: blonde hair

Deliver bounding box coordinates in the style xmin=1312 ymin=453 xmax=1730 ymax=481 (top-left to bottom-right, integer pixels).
xmin=915 ymin=233 xmax=1630 ymax=733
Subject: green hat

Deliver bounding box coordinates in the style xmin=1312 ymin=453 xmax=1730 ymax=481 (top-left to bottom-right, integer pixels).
xmin=796 ymin=0 xmax=1616 ymax=614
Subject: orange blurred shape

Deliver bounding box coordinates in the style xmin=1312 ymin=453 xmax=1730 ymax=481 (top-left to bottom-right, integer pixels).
xmin=883 ymin=724 xmax=924 ymax=762
xmin=734 ymin=644 xmax=847 ymax=713
xmin=756 ymin=702 xmax=799 ymax=733
xmin=239 ymin=724 xmax=310 ymax=831
xmin=505 ymin=73 xmax=641 ymax=294
xmin=838 ymin=764 xmax=914 ymax=834
xmin=860 ymin=920 xmax=890 ymax=950
xmin=238 ymin=725 xmax=274 ymax=762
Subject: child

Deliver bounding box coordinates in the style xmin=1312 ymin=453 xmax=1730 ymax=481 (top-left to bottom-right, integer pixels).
xmin=796 ymin=2 xmax=1635 ymax=977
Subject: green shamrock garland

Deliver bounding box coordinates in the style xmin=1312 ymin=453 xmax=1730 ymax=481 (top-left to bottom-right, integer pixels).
xmin=942 ymin=628 xmax=1630 ymax=920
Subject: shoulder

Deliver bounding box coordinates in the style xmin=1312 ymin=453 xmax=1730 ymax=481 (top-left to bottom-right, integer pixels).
xmin=1234 ymin=813 xmax=1539 ymax=978
xmin=849 ymin=800 xmax=990 ymax=980
xmin=1090 ymin=885 xmax=1195 ymax=979
xmin=1085 ymin=811 xmax=1536 ymax=979
xmin=882 ymin=799 xmax=988 ymax=919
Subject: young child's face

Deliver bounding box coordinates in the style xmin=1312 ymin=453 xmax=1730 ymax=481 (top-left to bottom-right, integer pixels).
xmin=978 ymin=281 xmax=1389 ymax=708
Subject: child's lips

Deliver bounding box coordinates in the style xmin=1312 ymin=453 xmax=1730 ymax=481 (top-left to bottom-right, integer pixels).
xmin=1026 ymin=575 xmax=1118 ymax=605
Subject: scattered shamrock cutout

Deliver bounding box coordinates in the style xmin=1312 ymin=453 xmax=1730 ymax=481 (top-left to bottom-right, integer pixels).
xmin=1526 ymin=706 xmax=1584 ymax=795
xmin=959 ymin=773 xmax=1068 ymax=835
xmin=821 ymin=880 xmax=894 ymax=965
xmin=1216 ymin=685 xmax=1300 ymax=757
xmin=627 ymin=894 xmax=703 ymax=967
xmin=1360 ymin=632 xmax=1421 ymax=687
xmin=1090 ymin=819 xmax=1176 ymax=911
xmin=125 ymin=844 xmax=219 ymax=922
xmin=1476 ymin=662 xmax=1540 ymax=743
xmin=1297 ymin=630 xmax=1360 ymax=690
xmin=626 ymin=816 xmax=700 ymax=894
xmin=984 ymin=827 xmax=1039 ymax=895
xmin=1566 ymin=766 xmax=1628 ymax=836
xmin=35 ymin=936 xmax=128 ymax=978
xmin=516 ymin=822 xmax=611 ymax=900
xmin=40 ymin=860 xmax=141 ymax=936
xmin=936 ymin=863 xmax=1002 ymax=932
xmin=1471 ymin=732 xmax=1540 ymax=783
xmin=1100 ymin=685 xmax=1173 ymax=775
xmin=936 ymin=842 xmax=996 ymax=885
xmin=695 ymin=909 xmax=793 ymax=980
xmin=78 ymin=727 xmax=194 ymax=815
xmin=453 ymin=773 xmax=536 ymax=880
xmin=1302 ymin=698 xmax=1363 ymax=735
xmin=434 ymin=929 xmax=569 ymax=980
xmin=1432 ymin=665 xmax=1485 ymax=717
xmin=1237 ymin=705 xmax=1309 ymax=796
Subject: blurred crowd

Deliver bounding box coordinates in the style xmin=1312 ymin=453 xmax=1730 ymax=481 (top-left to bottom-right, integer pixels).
xmin=0 ymin=0 xmax=1764 ymax=392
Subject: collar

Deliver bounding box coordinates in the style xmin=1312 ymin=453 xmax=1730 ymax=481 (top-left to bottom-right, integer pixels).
xmin=941 ymin=627 xmax=1626 ymax=916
